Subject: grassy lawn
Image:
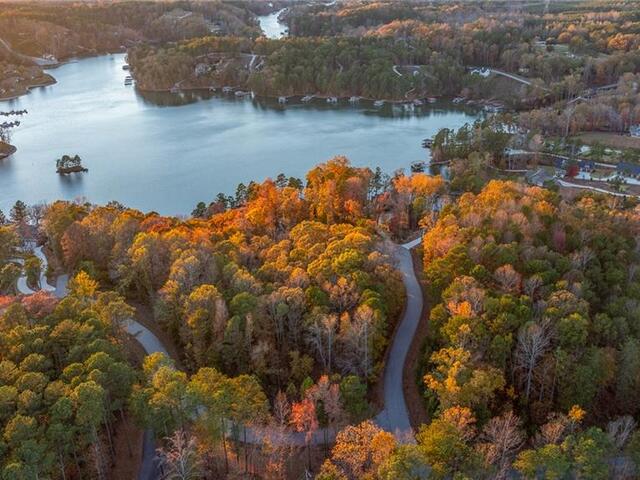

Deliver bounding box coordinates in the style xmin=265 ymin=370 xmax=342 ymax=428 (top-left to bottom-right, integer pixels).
xmin=577 ymin=132 xmax=640 ymax=151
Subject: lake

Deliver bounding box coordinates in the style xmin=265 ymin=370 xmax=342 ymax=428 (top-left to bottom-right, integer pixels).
xmin=258 ymin=8 xmax=288 ymax=39
xmin=0 ymin=53 xmax=481 ymax=215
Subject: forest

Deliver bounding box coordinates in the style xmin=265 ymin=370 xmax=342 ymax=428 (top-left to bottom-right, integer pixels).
xmin=121 ymin=0 xmax=640 ymax=114
xmin=3 ymin=0 xmax=640 ymax=478
xmin=3 ymin=154 xmax=640 ymax=477
xmin=0 ymin=157 xmax=448 ymax=478
xmin=0 ymin=1 xmax=261 ymax=59
xmin=419 ymin=180 xmax=640 ymax=478
xmin=2 ymin=144 xmax=640 ymax=477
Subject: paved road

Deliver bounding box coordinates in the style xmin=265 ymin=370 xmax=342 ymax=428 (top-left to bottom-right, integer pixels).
xmin=13 ymin=243 xmax=67 ymax=296
xmin=126 ymin=316 xmax=165 ymax=480
xmin=14 ymin=236 xmax=425 ymax=473
xmin=557 ymin=179 xmax=639 ymax=198
xmin=487 ymin=68 xmax=533 ymax=86
xmin=374 ymin=238 xmax=423 ymax=441
xmin=13 ymin=245 xmax=161 ymax=480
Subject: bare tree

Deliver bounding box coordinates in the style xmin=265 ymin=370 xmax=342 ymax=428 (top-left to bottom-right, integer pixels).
xmin=571 ymin=247 xmax=595 ymax=271
xmin=535 ymin=411 xmax=579 ymax=447
xmin=273 ymin=391 xmax=290 ymax=427
xmin=158 ymin=430 xmax=203 ymax=480
xmin=479 ymin=411 xmax=524 ymax=479
xmin=524 ymin=274 xmax=544 ymax=299
xmin=515 ymin=321 xmax=551 ymax=400
xmin=306 ymin=313 xmax=338 ymax=372
xmin=338 ymin=305 xmax=375 ymax=378
xmin=494 ymin=264 xmax=521 ymax=294
xmin=607 ymin=416 xmax=637 ymax=451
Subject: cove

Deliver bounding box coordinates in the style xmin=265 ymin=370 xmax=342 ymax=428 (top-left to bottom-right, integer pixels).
xmin=0 ymin=53 xmax=481 ymax=215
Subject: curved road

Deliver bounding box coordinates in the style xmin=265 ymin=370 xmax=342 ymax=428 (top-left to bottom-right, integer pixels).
xmin=374 ymin=238 xmax=423 ymax=440
xmin=14 ymin=237 xmax=424 ymax=475
xmin=13 ymin=245 xmax=164 ymax=479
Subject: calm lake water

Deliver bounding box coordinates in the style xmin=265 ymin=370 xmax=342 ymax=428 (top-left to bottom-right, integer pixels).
xmin=258 ymin=9 xmax=287 ymax=39
xmin=0 ymin=54 xmax=480 ymax=215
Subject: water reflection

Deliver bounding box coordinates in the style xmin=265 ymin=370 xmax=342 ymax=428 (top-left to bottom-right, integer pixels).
xmin=1 ymin=53 xmax=481 ymax=215
xmin=136 ymin=89 xmax=482 ymax=120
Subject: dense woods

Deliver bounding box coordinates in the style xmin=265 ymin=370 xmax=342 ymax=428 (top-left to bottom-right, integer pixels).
xmin=4 ymin=0 xmax=640 ymax=478
xmin=0 ymin=157 xmax=445 ymax=477
xmin=0 ymin=1 xmax=261 ymax=59
xmin=4 ymin=156 xmax=640 ymax=477
xmin=417 ymin=180 xmax=640 ymax=477
xmin=0 ymin=280 xmax=137 ymax=479
xmin=122 ymin=0 xmax=640 ymax=121
xmin=39 ymin=158 xmax=407 ymax=394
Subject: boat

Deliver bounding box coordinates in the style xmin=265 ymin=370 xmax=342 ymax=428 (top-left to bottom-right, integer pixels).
xmin=122 ymin=64 xmax=130 ymax=71
xmin=422 ymin=138 xmax=433 ymax=148
xmin=301 ymin=95 xmax=314 ymax=103
xmin=413 ymin=99 xmax=424 ymax=106
xmin=278 ymin=96 xmax=287 ymax=104
xmin=326 ymin=97 xmax=338 ymax=104
xmin=235 ymin=91 xmax=248 ymax=97
xmin=484 ymin=103 xmax=504 ymax=113
xmin=373 ymin=100 xmax=385 ymax=107
xmin=222 ymin=86 xmax=234 ymax=93
xmin=349 ymin=96 xmax=360 ymax=103
xmin=452 ymin=97 xmax=465 ymax=104
xmin=411 ymin=161 xmax=426 ymax=173
xmin=428 ymin=97 xmax=437 ymax=103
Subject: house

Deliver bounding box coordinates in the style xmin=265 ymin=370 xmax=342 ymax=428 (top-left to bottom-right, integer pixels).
xmin=194 ymin=63 xmax=211 ymax=77
xmin=470 ymin=67 xmax=491 ymax=78
xmin=617 ymin=162 xmax=640 ymax=178
xmin=579 ymin=160 xmax=596 ymax=172
xmin=553 ymin=158 xmax=596 ymax=173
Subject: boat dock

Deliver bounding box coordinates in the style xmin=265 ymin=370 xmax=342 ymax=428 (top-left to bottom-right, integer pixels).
xmin=0 ymin=110 xmax=27 ymax=116
xmin=422 ymin=138 xmax=433 ymax=148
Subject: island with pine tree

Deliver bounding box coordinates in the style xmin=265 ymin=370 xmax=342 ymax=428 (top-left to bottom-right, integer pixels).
xmin=56 ymin=154 xmax=88 ymax=174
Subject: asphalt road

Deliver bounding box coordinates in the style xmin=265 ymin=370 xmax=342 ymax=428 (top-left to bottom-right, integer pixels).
xmin=374 ymin=238 xmax=423 ymax=441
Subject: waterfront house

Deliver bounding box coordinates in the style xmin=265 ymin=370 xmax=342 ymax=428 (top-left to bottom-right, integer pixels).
xmin=617 ymin=162 xmax=640 ymax=178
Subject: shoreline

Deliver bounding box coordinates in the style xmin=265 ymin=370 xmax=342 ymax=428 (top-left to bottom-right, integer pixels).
xmin=0 ymin=141 xmax=17 ymax=159
xmin=134 ymin=82 xmax=499 ymax=110
xmin=0 ymin=49 xmax=127 ymax=102
xmin=136 ymin=84 xmax=451 ymax=106
xmin=0 ymin=74 xmax=57 ymax=102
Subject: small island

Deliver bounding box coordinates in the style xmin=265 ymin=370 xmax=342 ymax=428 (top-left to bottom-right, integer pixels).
xmin=56 ymin=154 xmax=88 ymax=174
